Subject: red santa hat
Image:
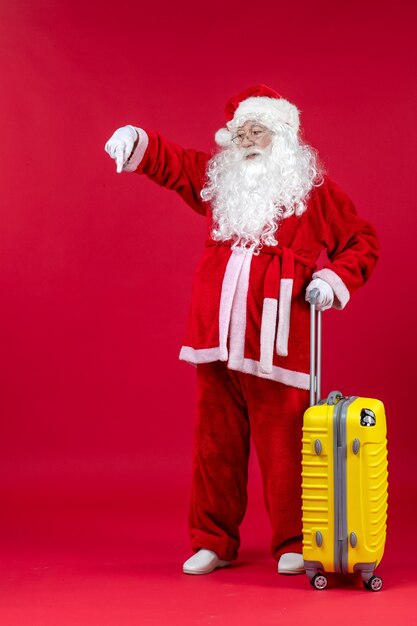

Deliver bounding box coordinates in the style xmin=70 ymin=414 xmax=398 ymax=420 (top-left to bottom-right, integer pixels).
xmin=215 ymin=84 xmax=300 ymax=147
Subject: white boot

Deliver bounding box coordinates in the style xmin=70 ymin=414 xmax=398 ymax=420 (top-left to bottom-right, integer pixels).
xmin=183 ymin=549 xmax=230 ymax=575
xmin=277 ymin=552 xmax=305 ymax=575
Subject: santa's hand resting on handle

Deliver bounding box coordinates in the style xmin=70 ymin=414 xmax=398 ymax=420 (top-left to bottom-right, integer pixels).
xmin=305 ymin=278 xmax=334 ymax=311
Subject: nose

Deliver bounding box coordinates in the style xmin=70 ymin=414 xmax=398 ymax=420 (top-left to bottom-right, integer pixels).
xmin=240 ymin=134 xmax=254 ymax=147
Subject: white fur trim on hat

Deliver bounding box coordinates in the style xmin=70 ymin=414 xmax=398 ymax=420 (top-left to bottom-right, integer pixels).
xmin=228 ymin=96 xmax=300 ymax=134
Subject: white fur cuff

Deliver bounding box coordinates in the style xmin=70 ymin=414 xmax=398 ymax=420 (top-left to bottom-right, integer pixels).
xmin=122 ymin=127 xmax=149 ymax=172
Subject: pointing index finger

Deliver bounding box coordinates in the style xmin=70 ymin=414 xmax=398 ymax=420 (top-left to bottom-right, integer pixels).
xmin=115 ymin=149 xmax=124 ymax=173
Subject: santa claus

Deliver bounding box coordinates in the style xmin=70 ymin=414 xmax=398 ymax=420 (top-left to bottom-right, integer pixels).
xmin=105 ymin=85 xmax=379 ymax=576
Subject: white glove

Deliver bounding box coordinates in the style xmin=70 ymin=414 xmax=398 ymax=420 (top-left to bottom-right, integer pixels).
xmin=104 ymin=125 xmax=138 ymax=173
xmin=305 ymin=278 xmax=334 ymax=311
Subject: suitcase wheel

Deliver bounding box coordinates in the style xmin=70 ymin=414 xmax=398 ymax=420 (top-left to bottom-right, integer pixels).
xmin=363 ymin=575 xmax=383 ymax=592
xmin=310 ymin=574 xmax=328 ymax=590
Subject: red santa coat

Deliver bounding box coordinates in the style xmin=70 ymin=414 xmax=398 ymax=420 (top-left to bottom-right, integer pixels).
xmin=127 ymin=129 xmax=379 ymax=389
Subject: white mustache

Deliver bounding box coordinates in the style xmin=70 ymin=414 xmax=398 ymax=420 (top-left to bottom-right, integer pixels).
xmin=242 ymin=147 xmax=263 ymax=159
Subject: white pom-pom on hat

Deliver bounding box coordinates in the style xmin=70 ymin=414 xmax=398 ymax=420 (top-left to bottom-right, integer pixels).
xmin=215 ymin=127 xmax=232 ymax=147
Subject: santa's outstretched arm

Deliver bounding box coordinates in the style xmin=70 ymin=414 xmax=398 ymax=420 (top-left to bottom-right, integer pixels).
xmin=105 ymin=126 xmax=210 ymax=216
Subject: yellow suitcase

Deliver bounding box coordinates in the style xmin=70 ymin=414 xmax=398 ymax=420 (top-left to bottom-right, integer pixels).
xmin=302 ymin=291 xmax=388 ymax=591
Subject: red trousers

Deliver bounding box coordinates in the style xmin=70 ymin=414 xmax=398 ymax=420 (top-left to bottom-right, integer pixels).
xmin=189 ymin=362 xmax=309 ymax=561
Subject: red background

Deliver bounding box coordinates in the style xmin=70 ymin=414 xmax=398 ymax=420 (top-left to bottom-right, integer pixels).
xmin=0 ymin=0 xmax=416 ymax=623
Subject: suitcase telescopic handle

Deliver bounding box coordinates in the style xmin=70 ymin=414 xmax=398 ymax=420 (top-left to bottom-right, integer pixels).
xmin=308 ymin=288 xmax=322 ymax=407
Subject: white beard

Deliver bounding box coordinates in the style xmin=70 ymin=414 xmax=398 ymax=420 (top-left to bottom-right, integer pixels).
xmin=201 ymin=124 xmax=321 ymax=252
